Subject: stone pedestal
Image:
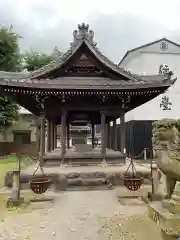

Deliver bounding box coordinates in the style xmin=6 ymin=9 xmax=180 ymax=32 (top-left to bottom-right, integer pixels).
xmin=168 ymin=182 xmax=180 ymax=214
xmin=6 ymin=170 xmax=24 ymax=207
xmin=148 ymin=202 xmax=180 ymax=238
xmin=148 ymin=166 xmax=163 ymax=201
xmin=148 ymin=182 xmax=180 ymax=239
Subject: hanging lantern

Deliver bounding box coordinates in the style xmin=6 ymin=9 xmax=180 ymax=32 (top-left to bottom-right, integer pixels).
xmin=123 ymin=159 xmax=143 ymax=191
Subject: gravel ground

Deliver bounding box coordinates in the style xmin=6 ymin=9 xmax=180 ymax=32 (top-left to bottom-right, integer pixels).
xmin=0 ymin=189 xmax=158 ymax=240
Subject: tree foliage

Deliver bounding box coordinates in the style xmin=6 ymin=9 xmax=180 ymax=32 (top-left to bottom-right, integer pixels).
xmin=0 ymin=26 xmax=22 ymax=131
xmin=0 ymin=25 xmax=62 ymax=131
xmin=23 ymin=46 xmax=61 ymax=72
xmin=23 ymin=52 xmax=53 ymax=71
xmin=0 ymin=93 xmax=19 ymax=131
xmin=0 ymin=26 xmax=22 ymax=71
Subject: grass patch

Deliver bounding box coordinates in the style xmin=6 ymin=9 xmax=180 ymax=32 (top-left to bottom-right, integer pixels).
xmin=0 ymin=154 xmax=36 ymax=186
xmin=0 ymin=190 xmax=44 ymax=222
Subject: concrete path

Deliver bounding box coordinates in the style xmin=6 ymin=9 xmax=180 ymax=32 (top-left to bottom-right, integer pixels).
xmin=0 ymin=189 xmax=147 ymax=240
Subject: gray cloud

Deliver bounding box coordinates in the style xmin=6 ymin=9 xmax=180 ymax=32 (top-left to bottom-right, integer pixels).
xmin=87 ymin=13 xmax=170 ymax=62
xmin=0 ymin=0 xmax=178 ymax=63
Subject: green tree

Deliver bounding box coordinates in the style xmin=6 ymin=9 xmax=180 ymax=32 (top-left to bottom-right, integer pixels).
xmin=0 ymin=25 xmax=22 ymax=131
xmin=23 ymin=51 xmax=55 ymax=72
xmin=23 ymin=46 xmax=62 ymax=71
xmin=0 ymin=93 xmax=19 ymax=132
xmin=0 ymin=25 xmax=22 ymax=71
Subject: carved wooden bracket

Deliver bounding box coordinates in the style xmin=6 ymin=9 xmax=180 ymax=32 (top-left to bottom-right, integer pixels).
xmin=33 ymin=94 xmax=49 ymax=110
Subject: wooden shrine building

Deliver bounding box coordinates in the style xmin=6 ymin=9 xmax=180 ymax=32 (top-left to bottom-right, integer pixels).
xmin=0 ymin=23 xmax=176 ymax=165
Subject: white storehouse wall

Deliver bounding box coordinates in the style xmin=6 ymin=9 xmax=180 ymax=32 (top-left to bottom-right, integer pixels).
xmin=119 ymin=40 xmax=180 ymax=122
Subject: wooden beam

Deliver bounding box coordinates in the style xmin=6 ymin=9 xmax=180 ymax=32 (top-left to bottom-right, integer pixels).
xmin=5 ymin=91 xmax=40 ymax=115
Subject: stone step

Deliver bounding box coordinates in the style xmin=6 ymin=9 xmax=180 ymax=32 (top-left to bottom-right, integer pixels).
xmin=16 ymin=176 xmax=112 ymax=192
xmin=68 ymin=178 xmax=108 ymax=186
xmin=43 ymin=160 xmax=125 ymax=167
xmin=4 ymin=168 xmax=151 ymax=191
xmin=53 ymin=177 xmax=112 ymax=191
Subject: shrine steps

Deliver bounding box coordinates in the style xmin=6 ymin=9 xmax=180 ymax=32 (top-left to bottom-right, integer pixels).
xmin=5 ymin=165 xmax=151 ymax=191
xmin=43 ymin=158 xmax=125 ymax=167
xmin=53 ymin=176 xmax=113 ymax=191
xmin=43 ymin=148 xmax=125 ymax=166
xmin=42 ymin=148 xmax=126 ymax=167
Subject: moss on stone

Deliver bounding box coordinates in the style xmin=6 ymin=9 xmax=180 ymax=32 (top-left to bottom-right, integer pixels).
xmin=148 ymin=203 xmax=180 ymax=237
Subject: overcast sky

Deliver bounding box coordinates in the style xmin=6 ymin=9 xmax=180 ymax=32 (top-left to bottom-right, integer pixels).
xmin=1 ymin=0 xmax=180 ymax=63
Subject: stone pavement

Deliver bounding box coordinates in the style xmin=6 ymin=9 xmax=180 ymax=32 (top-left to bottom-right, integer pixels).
xmin=0 ymin=189 xmax=147 ymax=240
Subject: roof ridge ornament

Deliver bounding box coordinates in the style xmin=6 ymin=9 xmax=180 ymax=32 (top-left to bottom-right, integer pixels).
xmin=71 ymin=23 xmax=97 ymax=47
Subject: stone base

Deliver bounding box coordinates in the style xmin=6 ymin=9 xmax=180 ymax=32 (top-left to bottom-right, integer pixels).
xmin=169 ymin=198 xmax=180 ymax=214
xmin=148 ymin=192 xmax=165 ymax=201
xmin=53 ymin=174 xmax=112 ymax=191
xmin=141 ymin=192 xmax=165 ymax=204
xmin=148 ymin=201 xmax=180 ymax=237
xmin=5 ymin=168 xmax=151 ymax=191
xmin=160 ymin=230 xmax=178 ymax=240
xmin=6 ymin=197 xmax=24 ymax=208
xmin=30 ymin=197 xmax=54 ymax=203
xmin=160 ymin=199 xmax=180 ymax=215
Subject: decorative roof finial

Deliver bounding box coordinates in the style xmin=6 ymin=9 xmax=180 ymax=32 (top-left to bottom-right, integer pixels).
xmin=71 ymin=23 xmax=96 ymax=47
xmin=78 ymin=23 xmax=89 ymax=36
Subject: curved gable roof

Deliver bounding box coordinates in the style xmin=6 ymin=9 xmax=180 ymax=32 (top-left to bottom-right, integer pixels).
xmin=0 ymin=25 xmax=177 ymax=91
xmin=28 ymin=23 xmax=145 ymax=82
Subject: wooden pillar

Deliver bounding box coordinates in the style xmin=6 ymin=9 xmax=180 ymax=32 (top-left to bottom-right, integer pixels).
xmin=109 ymin=122 xmax=112 ymax=149
xmin=36 ymin=123 xmax=40 ymax=156
xmin=49 ymin=122 xmax=53 ymax=151
xmin=52 ymin=123 xmax=55 ymax=150
xmin=51 ymin=122 xmax=54 ymax=151
xmin=91 ymin=122 xmax=95 ymax=148
xmin=107 ymin=122 xmax=110 ymax=149
xmin=47 ymin=120 xmax=51 ymax=152
xmin=113 ymin=120 xmax=117 ymax=151
xmin=120 ymin=112 xmax=126 ymax=158
xmin=39 ymin=115 xmax=45 ymax=166
xmin=101 ymin=111 xmax=107 ymax=164
xmin=61 ymin=110 xmax=67 ymax=165
xmin=67 ymin=123 xmax=70 ymax=149
xmin=54 ymin=124 xmax=57 ymax=149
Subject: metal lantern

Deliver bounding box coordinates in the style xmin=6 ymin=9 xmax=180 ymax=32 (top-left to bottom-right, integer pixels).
xmin=30 ymin=177 xmax=52 ymax=194
xmin=123 ymin=158 xmax=143 ymax=191
xmin=30 ymin=164 xmax=52 ymax=194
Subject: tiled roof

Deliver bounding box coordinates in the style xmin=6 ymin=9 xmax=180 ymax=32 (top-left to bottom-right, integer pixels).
xmin=0 ymin=24 xmax=176 ymax=90
xmin=27 ymin=23 xmax=148 ymax=83
xmin=0 ymin=76 xmax=174 ymax=90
